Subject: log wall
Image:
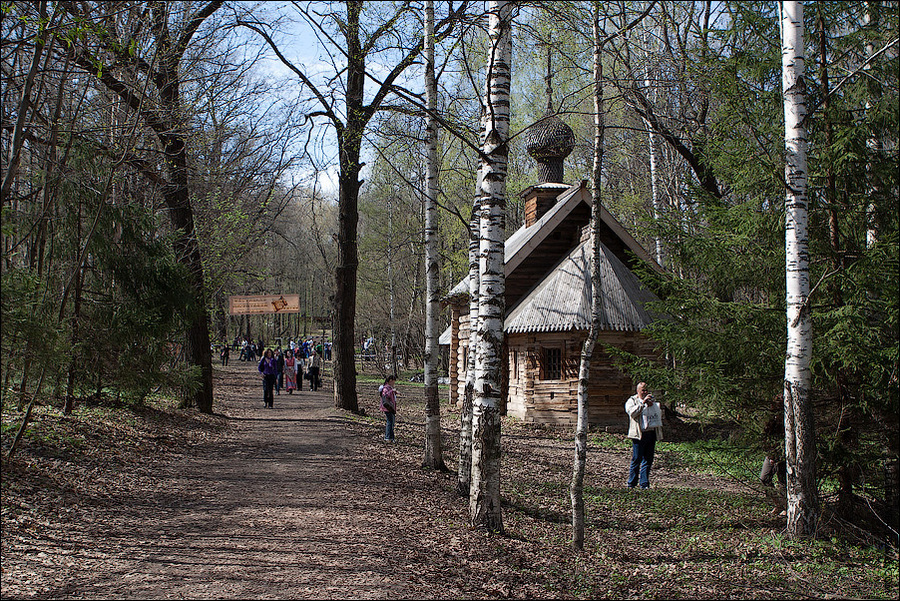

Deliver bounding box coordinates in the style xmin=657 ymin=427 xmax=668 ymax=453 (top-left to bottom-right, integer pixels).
xmin=507 ymin=331 xmax=658 ymax=427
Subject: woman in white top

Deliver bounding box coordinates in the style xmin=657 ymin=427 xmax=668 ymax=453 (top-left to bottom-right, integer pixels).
xmin=625 ymin=382 xmax=664 ymax=489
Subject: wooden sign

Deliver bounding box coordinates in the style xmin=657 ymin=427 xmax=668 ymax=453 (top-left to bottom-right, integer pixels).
xmin=229 ymin=294 xmax=301 ymax=315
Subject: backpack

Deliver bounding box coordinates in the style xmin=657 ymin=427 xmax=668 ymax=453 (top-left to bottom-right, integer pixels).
xmin=381 ymin=391 xmax=396 ymax=413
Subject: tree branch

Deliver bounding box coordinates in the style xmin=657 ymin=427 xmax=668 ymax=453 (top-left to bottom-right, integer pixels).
xmin=175 ymin=0 xmax=224 ymax=60
xmin=235 ymin=18 xmax=343 ymax=133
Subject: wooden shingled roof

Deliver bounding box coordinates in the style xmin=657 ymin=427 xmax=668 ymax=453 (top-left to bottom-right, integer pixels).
xmin=504 ymin=237 xmax=658 ymax=334
xmin=440 ymin=181 xmax=662 ymax=339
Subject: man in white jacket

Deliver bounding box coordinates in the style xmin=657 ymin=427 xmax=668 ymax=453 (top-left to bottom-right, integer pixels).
xmin=625 ymin=382 xmax=664 ymax=489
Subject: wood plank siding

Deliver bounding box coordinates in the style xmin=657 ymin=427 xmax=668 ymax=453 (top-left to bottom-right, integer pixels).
xmin=506 ymin=331 xmax=658 ymax=427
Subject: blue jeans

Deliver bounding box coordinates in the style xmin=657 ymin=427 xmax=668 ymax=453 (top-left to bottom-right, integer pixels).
xmin=628 ymin=430 xmax=657 ymax=488
xmin=384 ymin=412 xmax=395 ymax=440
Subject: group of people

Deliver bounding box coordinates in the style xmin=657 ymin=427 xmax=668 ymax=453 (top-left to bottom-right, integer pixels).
xmin=257 ymin=347 xmax=323 ymax=408
xmin=236 ymin=338 xmax=265 ymax=362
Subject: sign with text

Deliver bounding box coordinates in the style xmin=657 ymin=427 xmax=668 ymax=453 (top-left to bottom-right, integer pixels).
xmin=229 ymin=294 xmax=300 ymax=315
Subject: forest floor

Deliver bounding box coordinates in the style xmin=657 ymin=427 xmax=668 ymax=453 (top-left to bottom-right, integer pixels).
xmin=1 ymin=361 xmax=897 ymax=599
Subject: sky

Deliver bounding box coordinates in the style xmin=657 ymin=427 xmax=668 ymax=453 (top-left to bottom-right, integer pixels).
xmin=234 ymin=1 xmax=435 ymax=200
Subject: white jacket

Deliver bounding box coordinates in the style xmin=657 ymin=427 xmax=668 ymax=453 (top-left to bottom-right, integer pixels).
xmin=625 ymin=394 xmax=664 ymax=441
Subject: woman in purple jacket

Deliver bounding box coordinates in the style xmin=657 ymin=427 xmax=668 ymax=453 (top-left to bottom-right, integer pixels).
xmin=258 ymin=349 xmax=278 ymax=408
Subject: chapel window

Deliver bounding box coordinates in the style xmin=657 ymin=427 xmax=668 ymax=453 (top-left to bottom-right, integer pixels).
xmin=542 ymin=347 xmax=562 ymax=380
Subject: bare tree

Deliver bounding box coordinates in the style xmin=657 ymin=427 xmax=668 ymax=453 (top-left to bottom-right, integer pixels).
xmin=571 ymin=0 xmax=605 ymax=552
xmin=238 ymin=1 xmax=469 ymax=413
xmin=422 ymin=0 xmax=447 ymax=471
xmin=53 ymin=1 xmax=225 ymax=413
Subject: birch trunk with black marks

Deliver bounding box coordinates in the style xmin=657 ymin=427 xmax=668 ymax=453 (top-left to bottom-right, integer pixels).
xmin=572 ymin=3 xmax=605 ymax=551
xmin=469 ymin=0 xmax=511 ymax=534
xmin=423 ymin=0 xmax=446 ymax=471
xmin=781 ymin=0 xmax=818 ymax=539
xmin=864 ymin=1 xmax=881 ymax=249
xmin=644 ymin=28 xmax=663 ymax=267
xmin=457 ymin=184 xmax=481 ymax=496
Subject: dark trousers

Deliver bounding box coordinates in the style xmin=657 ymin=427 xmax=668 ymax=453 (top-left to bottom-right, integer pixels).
xmin=628 ymin=430 xmax=657 ymax=489
xmin=308 ymin=366 xmax=320 ymax=391
xmin=262 ymin=374 xmax=276 ymax=407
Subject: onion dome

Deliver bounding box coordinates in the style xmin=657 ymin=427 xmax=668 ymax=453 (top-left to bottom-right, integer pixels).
xmin=524 ymin=49 xmax=576 ymax=184
xmin=524 ymin=113 xmax=576 ymax=184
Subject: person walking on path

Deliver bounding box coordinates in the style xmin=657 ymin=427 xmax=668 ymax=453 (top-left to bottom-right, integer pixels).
xmin=308 ymin=350 xmax=321 ymax=391
xmin=220 ymin=344 xmax=229 ymax=367
xmin=296 ymin=351 xmax=305 ymax=391
xmin=275 ymin=348 xmax=285 ymax=395
xmin=625 ymin=382 xmax=663 ymax=489
xmin=379 ymin=375 xmax=399 ymax=442
xmin=258 ymin=349 xmax=278 ymax=408
xmin=284 ymin=350 xmax=298 ymax=394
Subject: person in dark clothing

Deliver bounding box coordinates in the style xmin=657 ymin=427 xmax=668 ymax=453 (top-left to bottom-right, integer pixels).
xmin=275 ymin=349 xmax=285 ymax=395
xmin=220 ymin=345 xmax=230 ymax=366
xmin=308 ymin=350 xmax=321 ymax=391
xmin=258 ymin=349 xmax=277 ymax=408
xmin=379 ymin=375 xmax=399 ymax=441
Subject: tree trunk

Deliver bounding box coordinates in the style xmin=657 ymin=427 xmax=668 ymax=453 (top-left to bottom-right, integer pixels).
xmin=160 ymin=51 xmax=215 ymax=414
xmin=389 ymin=193 xmax=398 ymax=376
xmin=572 ymin=3 xmax=605 ymax=551
xmin=470 ymin=0 xmax=512 ymax=534
xmin=331 ymin=1 xmax=364 ymax=414
xmin=457 ymin=190 xmax=481 ymax=496
xmin=422 ymin=0 xmax=446 ymax=471
xmin=64 ymin=198 xmax=85 ymax=415
xmin=864 ymin=1 xmax=880 ymax=248
xmin=781 ymin=0 xmax=818 ymax=539
xmin=458 ymin=102 xmax=489 ymax=497
xmin=332 ymin=141 xmax=362 ymax=414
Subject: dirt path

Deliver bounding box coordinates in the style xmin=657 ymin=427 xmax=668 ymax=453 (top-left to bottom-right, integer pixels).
xmin=3 ymin=362 xmax=791 ymax=600
xmin=17 ymin=362 xmax=486 ymax=600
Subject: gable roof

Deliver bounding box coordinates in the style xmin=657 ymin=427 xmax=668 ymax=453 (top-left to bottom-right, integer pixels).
xmin=444 ymin=181 xmax=663 ymax=304
xmin=504 ymin=237 xmax=658 ymax=334
xmin=507 ymin=181 xmax=663 ymax=277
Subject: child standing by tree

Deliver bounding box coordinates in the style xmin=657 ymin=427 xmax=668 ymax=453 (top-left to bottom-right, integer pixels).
xmin=379 ymin=375 xmax=399 ymax=442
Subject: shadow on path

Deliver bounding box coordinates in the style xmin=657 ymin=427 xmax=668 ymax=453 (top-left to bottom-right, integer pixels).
xmin=59 ymin=362 xmax=446 ymax=600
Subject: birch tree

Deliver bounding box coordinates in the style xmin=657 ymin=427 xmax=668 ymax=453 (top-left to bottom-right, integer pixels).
xmin=470 ymin=0 xmax=512 ymax=533
xmin=422 ymin=0 xmax=446 ymax=471
xmin=456 ymin=95 xmax=491 ymax=495
xmin=571 ymin=1 xmax=605 ymax=552
xmin=780 ymin=0 xmax=818 ymax=539
xmin=457 ymin=176 xmax=481 ymax=496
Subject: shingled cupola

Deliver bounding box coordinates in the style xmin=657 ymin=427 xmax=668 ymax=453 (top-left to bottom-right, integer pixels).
xmin=524 ymin=112 xmax=575 ymax=185
xmin=522 ymin=50 xmax=575 ymax=227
